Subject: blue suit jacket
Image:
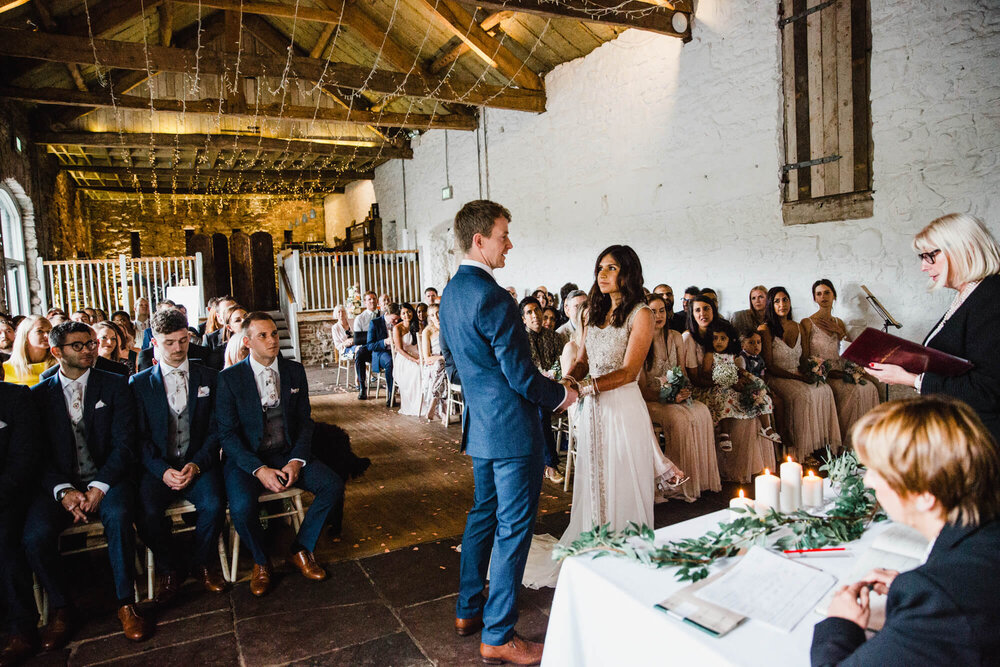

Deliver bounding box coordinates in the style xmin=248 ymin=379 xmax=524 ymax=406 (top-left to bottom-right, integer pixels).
xmin=439 ymin=264 xmax=565 ymax=458
xmin=811 ymin=519 xmax=1000 ymax=665
xmin=31 ymin=369 xmax=137 ymax=494
xmin=0 ymin=382 xmax=38 ymax=508
xmin=130 ymin=361 xmax=220 ymax=478
xmin=365 ymin=316 xmax=392 ymax=372
xmin=216 ymin=356 xmax=314 ymax=475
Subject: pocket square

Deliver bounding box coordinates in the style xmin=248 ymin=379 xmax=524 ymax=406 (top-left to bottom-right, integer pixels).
xmin=0 ymin=420 xmax=6 ymax=429
xmin=197 ymin=386 xmax=211 ymax=397
xmin=290 ymin=387 xmax=300 ymax=394
xmin=95 ymin=400 xmax=107 ymax=409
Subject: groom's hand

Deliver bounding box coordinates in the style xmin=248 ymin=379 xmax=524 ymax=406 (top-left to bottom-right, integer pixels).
xmin=556 ymin=384 xmax=578 ymax=411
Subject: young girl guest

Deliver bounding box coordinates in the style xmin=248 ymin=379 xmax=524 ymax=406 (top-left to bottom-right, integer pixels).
xmin=2 ymin=315 xmax=55 ymax=386
xmin=803 ymin=279 xmax=880 ymax=444
xmin=758 ymin=286 xmax=842 ymax=461
xmin=732 ymin=285 xmax=768 ymax=338
xmin=420 ymin=304 xmax=447 ymax=422
xmin=683 ymin=295 xmax=775 ymax=483
xmin=640 ymin=294 xmax=720 ymax=501
xmin=391 ymin=303 xmax=423 ymax=416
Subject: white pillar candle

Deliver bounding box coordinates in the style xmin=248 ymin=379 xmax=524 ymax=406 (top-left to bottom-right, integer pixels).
xmin=754 ymin=469 xmax=780 ymax=515
xmin=780 ymin=456 xmax=803 ymax=513
xmin=729 ymin=488 xmax=754 ymax=520
xmin=803 ymin=470 xmax=824 ymax=507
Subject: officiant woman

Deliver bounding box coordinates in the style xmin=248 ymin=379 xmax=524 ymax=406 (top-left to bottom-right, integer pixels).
xmin=867 ymin=213 xmax=1000 ymax=444
xmin=811 ymin=396 xmax=1000 ymax=665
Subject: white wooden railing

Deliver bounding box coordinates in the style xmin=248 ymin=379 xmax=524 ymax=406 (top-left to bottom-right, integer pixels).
xmin=36 ymin=254 xmax=205 ymax=317
xmin=288 ymin=249 xmax=422 ymax=312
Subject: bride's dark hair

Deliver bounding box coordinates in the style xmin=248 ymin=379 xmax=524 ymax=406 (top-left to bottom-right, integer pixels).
xmin=587 ymin=245 xmax=645 ymax=329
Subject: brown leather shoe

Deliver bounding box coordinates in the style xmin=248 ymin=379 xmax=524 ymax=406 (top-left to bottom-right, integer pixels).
xmin=40 ymin=607 xmax=76 ymax=652
xmin=117 ymin=604 xmax=153 ymax=642
xmin=153 ymin=570 xmax=182 ymax=606
xmin=288 ymin=550 xmax=327 ymax=581
xmin=480 ymin=635 xmax=544 ymax=665
xmin=250 ymin=563 xmax=272 ymax=597
xmin=0 ymin=633 xmax=37 ymax=667
xmin=455 ymin=614 xmax=484 ymax=637
xmin=196 ymin=565 xmax=227 ymax=593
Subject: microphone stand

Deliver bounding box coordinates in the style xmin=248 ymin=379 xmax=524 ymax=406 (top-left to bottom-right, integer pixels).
xmin=861 ymin=285 xmax=901 ymax=402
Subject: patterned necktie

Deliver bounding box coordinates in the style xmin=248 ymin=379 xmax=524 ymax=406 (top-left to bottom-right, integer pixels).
xmin=262 ymin=368 xmax=279 ymax=407
xmin=169 ymin=369 xmax=188 ymax=414
xmin=68 ymin=381 xmax=84 ymax=424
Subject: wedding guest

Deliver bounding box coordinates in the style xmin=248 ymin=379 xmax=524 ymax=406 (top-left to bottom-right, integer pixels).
xmin=812 ymin=396 xmax=1000 ymax=665
xmin=140 ymin=300 xmax=177 ymax=349
xmin=420 ymin=304 xmax=447 ymax=422
xmin=45 ymin=308 xmax=67 ymax=324
xmin=352 ymin=291 xmax=378 ymax=399
xmin=222 ymin=307 xmax=248 ymax=350
xmin=93 ymin=321 xmax=132 ymax=376
xmin=732 ymin=285 xmax=768 ymax=337
xmin=112 ymin=311 xmax=140 ymax=372
xmin=391 ymin=303 xmax=423 ymax=416
xmin=803 ymin=279 xmax=880 ymax=444
xmin=366 ymin=303 xmax=399 ymax=408
xmin=640 ymin=294 xmax=720 ymax=501
xmin=200 ymin=297 xmax=220 ymax=337
xmin=415 ymin=302 xmax=429 ymax=332
xmin=505 ymin=286 xmax=519 ymax=301
xmin=424 ymin=287 xmax=440 ymax=305
xmin=132 ymin=309 xmax=227 ymax=605
xmin=70 ymin=310 xmax=91 ymax=325
xmin=24 ymin=321 xmax=151 ymax=647
xmin=174 ymin=304 xmax=201 ymax=344
xmin=2 ymin=315 xmax=55 ymax=386
xmin=216 ymin=313 xmax=344 ymax=597
xmin=133 ymin=297 xmax=151 ymax=342
xmin=867 ymin=213 xmax=1000 ymax=445
xmin=741 ymin=330 xmax=787 ymax=443
xmin=758 ymin=286 xmax=842 ymax=461
xmin=223 ymin=332 xmax=249 ymax=368
xmin=555 ymin=282 xmax=578 ymax=327
xmin=93 ymin=308 xmax=109 ymax=323
xmin=532 ymin=289 xmax=549 ymax=310
xmin=0 ymin=316 xmax=15 ymax=357
xmin=520 ymin=296 xmax=565 ymax=485
xmin=201 ymin=297 xmax=237 ymax=350
xmin=701 ymin=288 xmax=719 ymax=312
xmin=671 ymin=285 xmax=699 ymax=332
xmin=0 ymin=371 xmax=40 ymax=666
xmin=683 ymin=295 xmax=775 ymax=483
xmin=377 ymin=293 xmax=392 ymax=315
xmin=331 ymin=304 xmax=354 ymax=356
xmin=541 ymin=306 xmax=559 ymax=332
xmin=556 ymin=289 xmax=587 ymax=341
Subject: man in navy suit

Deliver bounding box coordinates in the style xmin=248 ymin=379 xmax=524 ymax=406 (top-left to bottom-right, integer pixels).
xmin=131 ymin=309 xmax=227 ymax=606
xmin=0 ymin=372 xmax=40 ymax=666
xmin=366 ymin=302 xmax=400 ymax=408
xmin=440 ymin=200 xmax=576 ymax=665
xmin=23 ymin=322 xmax=152 ymax=649
xmin=216 ymin=312 xmax=344 ymax=597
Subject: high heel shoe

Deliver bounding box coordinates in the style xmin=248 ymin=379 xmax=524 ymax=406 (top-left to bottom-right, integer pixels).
xmin=659 ymin=474 xmax=690 ymax=490
xmin=759 ymin=426 xmax=782 ymax=443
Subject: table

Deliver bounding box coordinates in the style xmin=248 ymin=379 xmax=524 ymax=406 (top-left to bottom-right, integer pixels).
xmin=542 ymin=505 xmax=892 ymax=666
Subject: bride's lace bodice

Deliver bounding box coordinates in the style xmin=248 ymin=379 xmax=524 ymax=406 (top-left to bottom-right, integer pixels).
xmin=772 ymin=333 xmax=802 ymax=373
xmin=586 ymin=304 xmax=649 ymax=378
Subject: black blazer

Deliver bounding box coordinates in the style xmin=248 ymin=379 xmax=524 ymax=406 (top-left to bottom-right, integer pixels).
xmin=130 ymin=361 xmax=220 ymax=478
xmin=31 ymin=369 xmax=137 ymax=494
xmin=0 ymin=382 xmax=38 ymax=508
xmin=135 ymin=342 xmax=220 ymax=372
xmin=920 ymin=274 xmax=1000 ymax=444
xmin=811 ymin=519 xmax=1000 ymax=665
xmin=216 ymin=356 xmax=314 ymax=475
xmin=366 ymin=316 xmax=391 ymax=372
xmin=203 ymin=329 xmax=225 ymax=350
xmin=40 ymin=355 xmax=129 ymax=381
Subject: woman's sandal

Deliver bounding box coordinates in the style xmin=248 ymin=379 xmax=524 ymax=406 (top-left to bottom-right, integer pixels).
xmin=658 ymin=474 xmax=690 ymax=491
xmin=717 ymin=433 xmax=733 ymax=452
xmin=759 ymin=426 xmax=783 ymax=443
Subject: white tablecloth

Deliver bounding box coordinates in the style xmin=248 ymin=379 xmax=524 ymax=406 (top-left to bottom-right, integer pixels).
xmin=542 ymin=506 xmax=891 ymax=666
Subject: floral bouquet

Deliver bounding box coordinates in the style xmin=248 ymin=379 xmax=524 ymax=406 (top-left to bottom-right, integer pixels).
xmin=737 ymin=375 xmax=770 ymax=416
xmin=659 ymin=366 xmax=691 ymax=405
xmin=548 ymin=359 xmax=562 ymax=381
xmin=347 ymin=285 xmax=363 ymax=316
xmin=800 ymin=356 xmax=832 ymax=384
xmin=842 ymin=360 xmax=869 ymax=385
xmin=711 ymin=360 xmax=739 ymax=388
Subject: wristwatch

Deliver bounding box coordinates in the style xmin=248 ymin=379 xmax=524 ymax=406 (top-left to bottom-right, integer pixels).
xmin=56 ymin=488 xmax=72 ymax=502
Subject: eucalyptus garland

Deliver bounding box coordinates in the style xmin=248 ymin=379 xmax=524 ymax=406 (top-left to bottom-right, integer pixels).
xmin=553 ymin=450 xmax=884 ymax=582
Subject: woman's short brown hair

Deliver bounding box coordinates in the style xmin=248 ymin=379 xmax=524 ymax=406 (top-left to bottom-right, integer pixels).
xmin=853 ymin=396 xmax=1000 ymax=527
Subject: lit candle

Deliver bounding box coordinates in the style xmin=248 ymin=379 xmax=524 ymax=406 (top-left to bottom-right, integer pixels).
xmin=780 ymin=456 xmax=803 ymax=513
xmin=729 ymin=488 xmax=754 ymax=520
xmin=803 ymin=469 xmax=823 ymax=507
xmin=754 ymin=469 xmax=780 ymax=515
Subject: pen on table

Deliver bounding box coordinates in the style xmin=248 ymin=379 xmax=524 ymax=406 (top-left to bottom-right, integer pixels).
xmin=783 ymin=548 xmax=850 ymax=558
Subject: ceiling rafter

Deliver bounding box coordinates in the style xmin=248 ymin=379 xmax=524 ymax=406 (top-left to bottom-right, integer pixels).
xmin=430 ymin=10 xmax=512 ymax=74
xmin=65 ymin=165 xmax=374 ymax=180
xmin=172 ymin=0 xmax=346 ymax=25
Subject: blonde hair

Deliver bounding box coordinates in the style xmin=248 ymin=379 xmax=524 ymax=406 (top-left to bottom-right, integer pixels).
xmin=224 ymin=331 xmax=248 ymax=368
xmin=913 ymin=213 xmax=1000 ymax=290
xmin=8 ymin=315 xmax=55 ymax=379
xmin=853 ymin=396 xmax=1000 ymax=527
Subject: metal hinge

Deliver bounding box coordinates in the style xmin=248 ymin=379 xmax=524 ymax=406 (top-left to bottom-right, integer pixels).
xmin=782 ymin=154 xmax=841 ymax=172
xmin=779 ymin=0 xmax=837 ymax=27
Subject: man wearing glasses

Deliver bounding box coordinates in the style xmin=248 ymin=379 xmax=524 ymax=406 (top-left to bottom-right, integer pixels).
xmin=23 ymin=321 xmax=152 ymax=650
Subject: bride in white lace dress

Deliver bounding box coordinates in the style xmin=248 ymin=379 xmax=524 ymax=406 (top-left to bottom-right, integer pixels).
xmin=521 ymin=245 xmax=685 ymax=588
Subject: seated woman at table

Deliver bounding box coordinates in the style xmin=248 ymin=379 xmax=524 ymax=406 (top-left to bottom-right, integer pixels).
xmin=812 ymin=396 xmax=1000 ymax=666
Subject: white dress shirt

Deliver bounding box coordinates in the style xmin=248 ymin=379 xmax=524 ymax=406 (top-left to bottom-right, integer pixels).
xmin=159 ymin=358 xmax=190 ymax=413
xmin=353 ymin=308 xmax=377 ymax=334
xmin=247 ymin=356 xmax=306 ymax=471
xmin=53 ymin=369 xmax=110 ymax=499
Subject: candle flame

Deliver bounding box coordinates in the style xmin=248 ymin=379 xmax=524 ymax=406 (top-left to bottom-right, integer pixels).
xmin=786 ymin=455 xmax=793 ymax=463
xmin=738 ymin=489 xmax=745 ymax=498
xmin=807 ymin=470 xmax=816 ymax=477
xmin=764 ymin=468 xmax=770 ymax=475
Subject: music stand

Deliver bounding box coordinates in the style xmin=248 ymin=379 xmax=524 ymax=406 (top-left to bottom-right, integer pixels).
xmin=861 ymin=285 xmax=901 ymax=401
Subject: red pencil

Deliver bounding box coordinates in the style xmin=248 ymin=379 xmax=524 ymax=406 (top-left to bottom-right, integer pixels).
xmin=783 ymin=547 xmax=847 ymax=554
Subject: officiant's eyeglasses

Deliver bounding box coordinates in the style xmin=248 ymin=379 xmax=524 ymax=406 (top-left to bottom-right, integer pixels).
xmin=59 ymin=340 xmax=99 ymax=352
xmin=917 ymin=249 xmax=941 ymax=264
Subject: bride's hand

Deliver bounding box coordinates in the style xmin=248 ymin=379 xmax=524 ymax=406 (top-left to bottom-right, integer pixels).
xmin=675 ymin=387 xmax=691 ymax=403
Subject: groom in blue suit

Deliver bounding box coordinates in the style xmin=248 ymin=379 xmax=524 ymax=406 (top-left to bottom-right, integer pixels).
xmin=440 ymin=200 xmax=576 ymax=665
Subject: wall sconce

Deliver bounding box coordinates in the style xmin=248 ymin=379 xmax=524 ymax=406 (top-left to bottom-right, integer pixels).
xmin=441 ymin=185 xmax=453 ymax=200
xmin=301 ymin=214 xmax=307 ymax=224
xmin=309 ymin=209 xmax=316 ymax=219
xmin=671 ymin=11 xmax=689 ymax=33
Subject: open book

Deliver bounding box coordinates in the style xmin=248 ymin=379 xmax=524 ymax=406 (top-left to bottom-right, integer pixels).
xmin=815 ymin=523 xmax=929 ymax=630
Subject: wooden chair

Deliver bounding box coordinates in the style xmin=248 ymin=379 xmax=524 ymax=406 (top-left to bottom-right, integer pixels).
xmin=227 ymin=488 xmax=307 ymax=582
xmin=444 ymin=382 xmax=464 ymax=428
xmin=334 ymin=347 xmax=355 ymax=389
xmin=143 ymin=499 xmax=232 ymax=598
xmin=563 ymin=411 xmax=577 ymax=492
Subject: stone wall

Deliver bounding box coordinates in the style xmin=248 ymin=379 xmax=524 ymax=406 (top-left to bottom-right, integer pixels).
xmin=84 ymin=197 xmax=326 ymax=258
xmin=372 ymin=0 xmax=1000 ymax=344
xmin=297 ymin=312 xmax=337 ymax=367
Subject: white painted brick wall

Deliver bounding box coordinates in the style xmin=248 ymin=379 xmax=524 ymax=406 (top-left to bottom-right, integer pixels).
xmin=373 ymin=0 xmax=1000 ymax=342
xmin=323 ymin=180 xmax=377 ymax=243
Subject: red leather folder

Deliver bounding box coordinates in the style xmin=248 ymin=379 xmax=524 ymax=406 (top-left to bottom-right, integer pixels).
xmin=842 ymin=328 xmax=973 ymax=377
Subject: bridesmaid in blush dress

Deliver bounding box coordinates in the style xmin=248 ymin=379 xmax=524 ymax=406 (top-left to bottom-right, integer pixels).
xmin=758 ymin=286 xmax=842 ymax=462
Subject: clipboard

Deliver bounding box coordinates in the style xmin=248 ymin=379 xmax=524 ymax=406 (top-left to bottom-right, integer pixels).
xmin=654 ymin=570 xmax=747 ymax=638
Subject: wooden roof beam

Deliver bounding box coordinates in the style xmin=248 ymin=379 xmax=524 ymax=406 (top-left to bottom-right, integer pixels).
xmin=159 ymin=2 xmax=174 ymax=46
xmin=430 ymin=10 xmax=511 ymax=74
xmin=79 ymin=185 xmax=347 ymax=196
xmin=31 ymin=0 xmax=88 ymax=92
xmin=457 ymin=0 xmax=692 ymax=40
xmin=171 ymin=0 xmax=345 ymax=25
xmin=0 ymin=26 xmax=544 ymax=111
xmin=64 ymin=165 xmax=374 ymax=180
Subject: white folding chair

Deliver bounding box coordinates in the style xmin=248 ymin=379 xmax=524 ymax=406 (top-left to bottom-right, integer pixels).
xmin=227 ymin=488 xmax=307 ymax=583
xmin=335 ymin=347 xmax=356 ymax=389
xmin=144 ymin=499 xmax=231 ymax=596
xmin=444 ymin=382 xmax=464 ymax=428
